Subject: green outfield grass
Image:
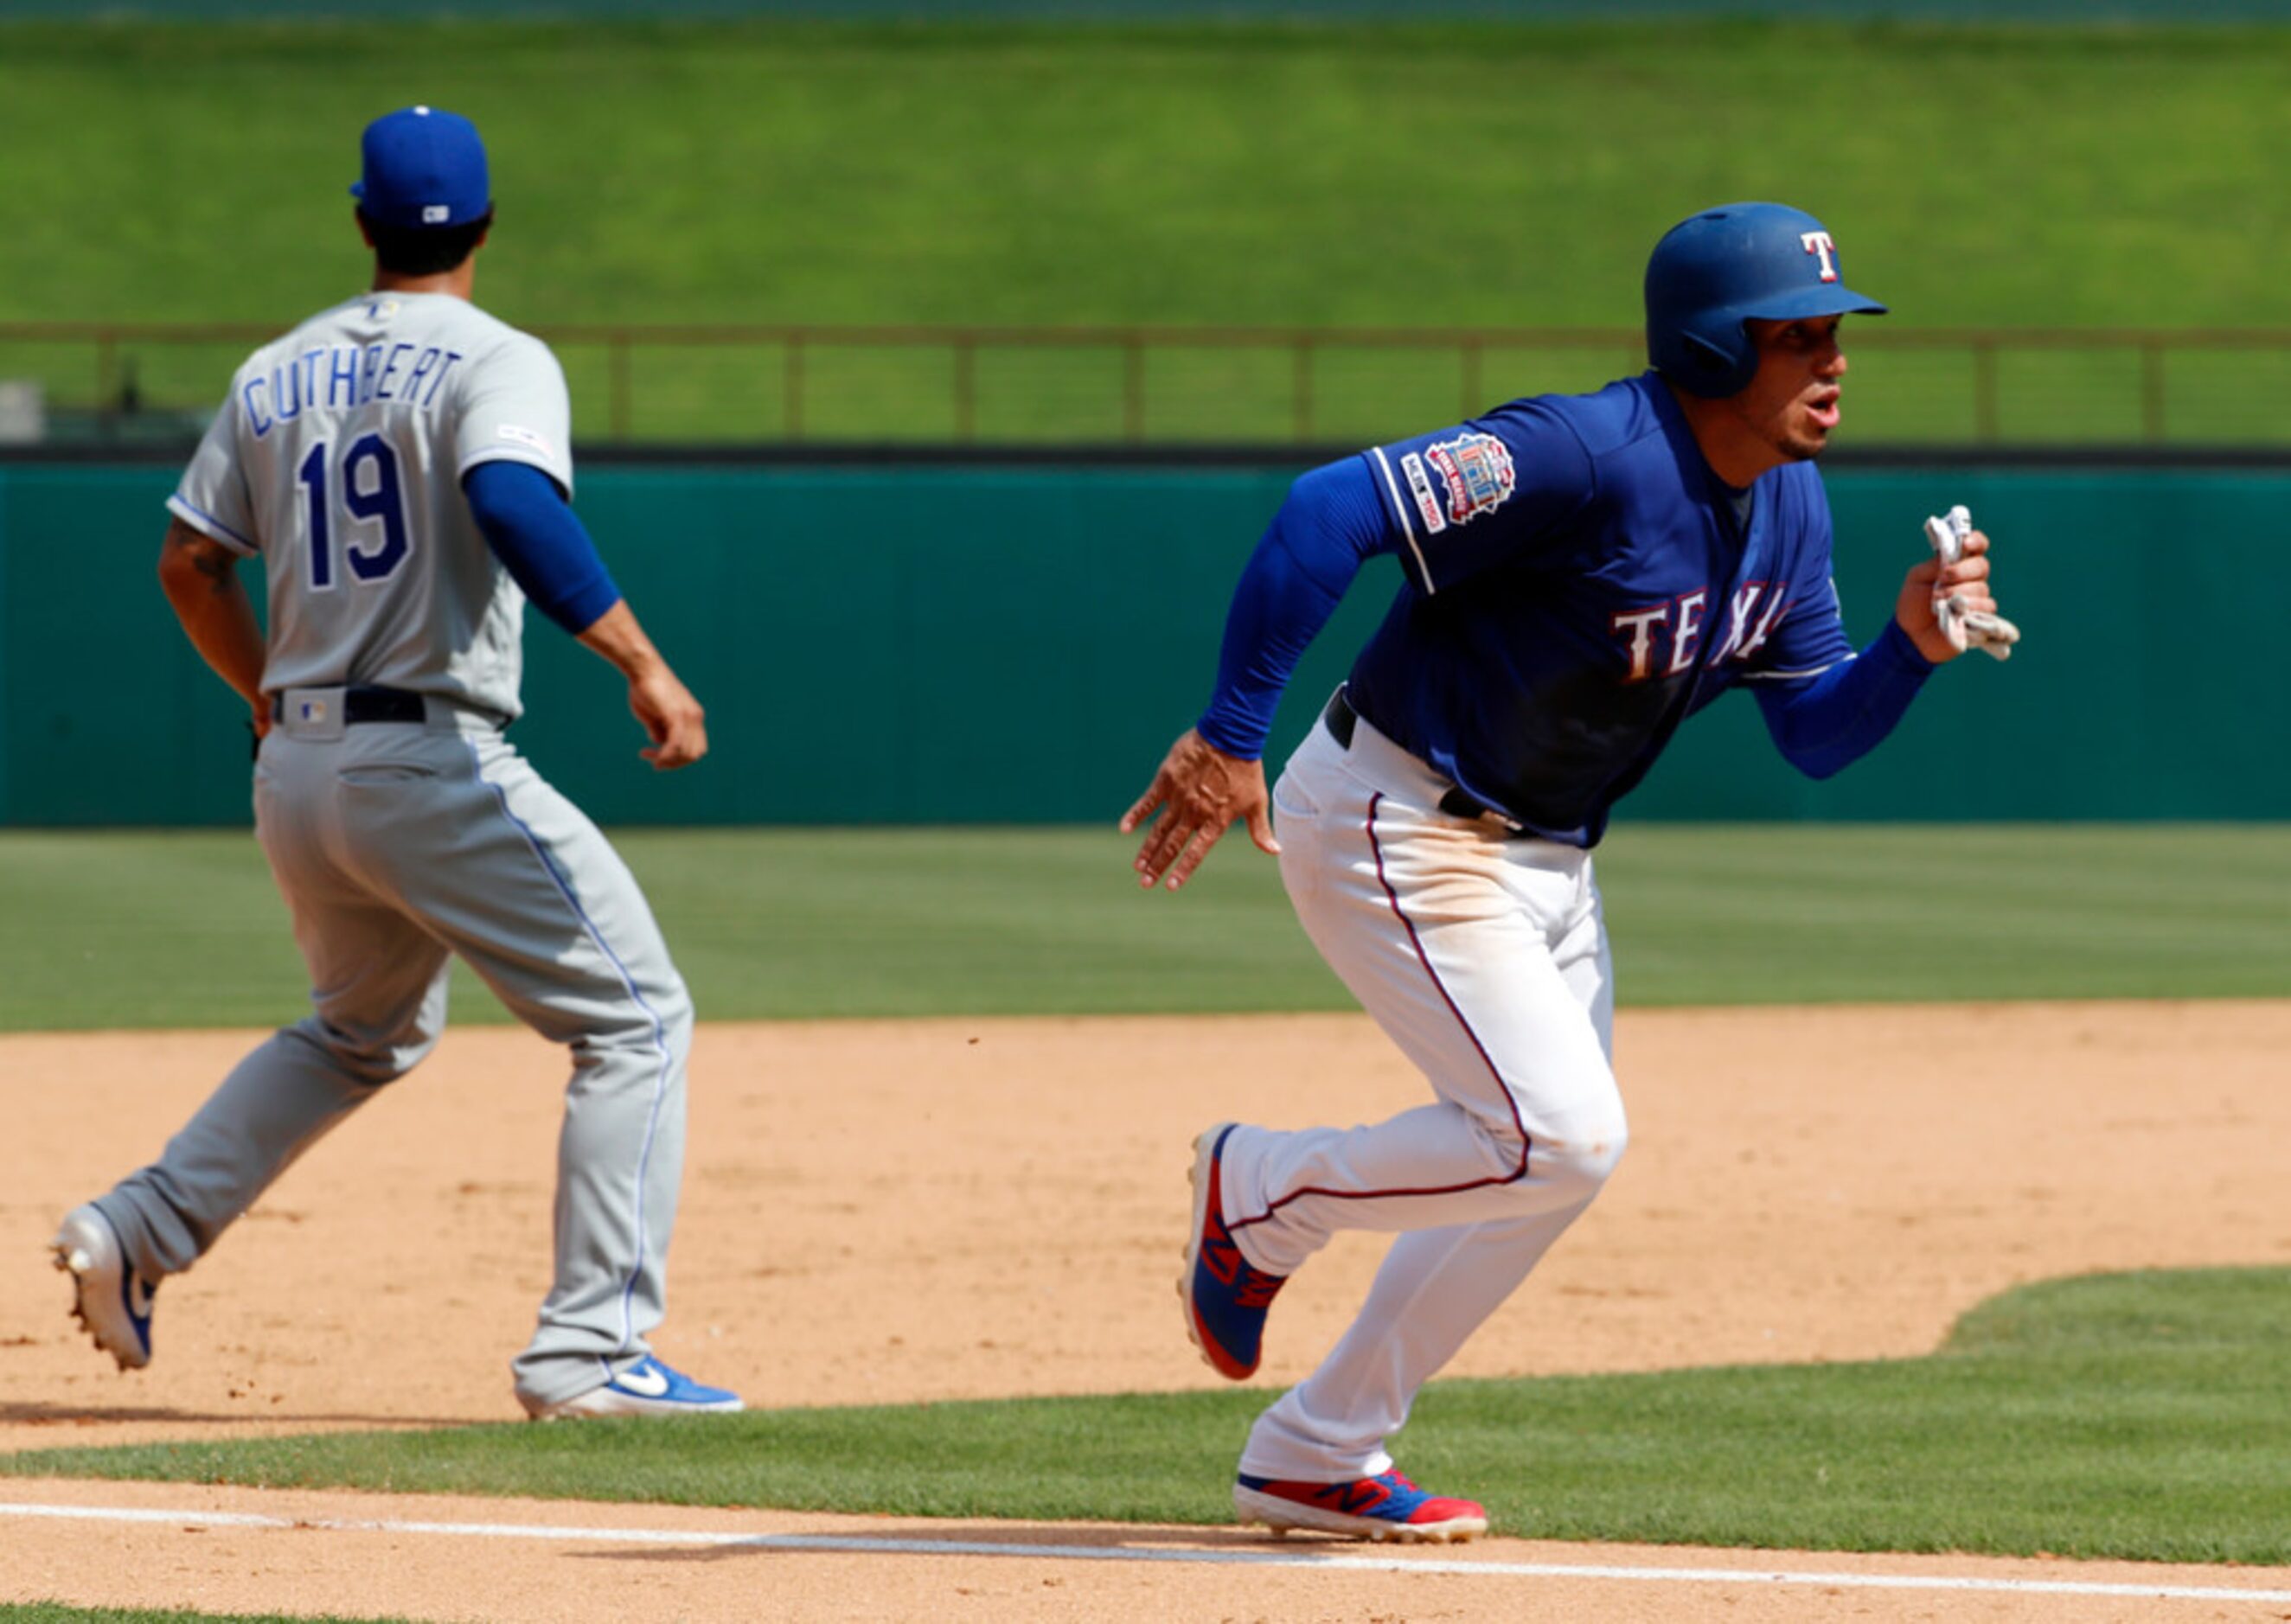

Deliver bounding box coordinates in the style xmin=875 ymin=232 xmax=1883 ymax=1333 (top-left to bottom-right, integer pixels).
xmin=8 ymin=1269 xmax=2286 ymax=1564
xmin=0 ymin=823 xmax=2284 ymax=1032
xmin=1 ymin=21 xmax=2288 ymax=441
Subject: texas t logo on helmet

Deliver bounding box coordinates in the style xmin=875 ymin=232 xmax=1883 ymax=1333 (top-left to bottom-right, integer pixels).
xmin=1800 ymin=230 xmax=1840 ymax=282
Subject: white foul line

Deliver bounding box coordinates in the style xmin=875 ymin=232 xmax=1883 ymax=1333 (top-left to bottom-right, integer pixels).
xmin=4 ymin=1500 xmax=2289 ymax=1605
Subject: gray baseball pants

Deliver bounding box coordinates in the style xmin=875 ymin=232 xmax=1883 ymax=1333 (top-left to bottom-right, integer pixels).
xmin=93 ymin=702 xmax=692 ymax=1411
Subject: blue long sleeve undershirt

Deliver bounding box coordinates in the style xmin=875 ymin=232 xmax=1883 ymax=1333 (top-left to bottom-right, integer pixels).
xmin=462 ymin=460 xmax=624 ymax=636
xmin=1194 ymin=453 xmax=1936 ymax=779
xmin=1751 ymin=617 xmax=1935 ymax=779
xmin=1194 ymin=460 xmax=1391 ymax=759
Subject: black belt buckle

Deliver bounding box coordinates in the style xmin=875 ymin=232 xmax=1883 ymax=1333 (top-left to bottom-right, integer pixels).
xmin=1440 ymin=785 xmax=1530 ymax=835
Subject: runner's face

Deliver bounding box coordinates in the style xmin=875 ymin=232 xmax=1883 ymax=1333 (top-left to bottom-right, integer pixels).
xmin=1731 ymin=316 xmax=1849 ymax=463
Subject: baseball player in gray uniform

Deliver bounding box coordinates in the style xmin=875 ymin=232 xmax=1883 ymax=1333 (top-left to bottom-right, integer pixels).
xmin=50 ymin=106 xmax=739 ymax=1421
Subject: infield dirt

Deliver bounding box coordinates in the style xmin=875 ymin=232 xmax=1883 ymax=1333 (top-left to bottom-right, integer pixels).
xmin=3 ymin=1001 xmax=2288 ymax=1620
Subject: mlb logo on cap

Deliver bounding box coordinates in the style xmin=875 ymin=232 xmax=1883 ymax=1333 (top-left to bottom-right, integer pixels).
xmin=351 ymin=105 xmax=490 ymax=230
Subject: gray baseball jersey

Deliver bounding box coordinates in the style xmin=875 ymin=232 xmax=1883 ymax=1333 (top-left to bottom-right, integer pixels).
xmin=168 ymin=291 xmax=574 ymax=720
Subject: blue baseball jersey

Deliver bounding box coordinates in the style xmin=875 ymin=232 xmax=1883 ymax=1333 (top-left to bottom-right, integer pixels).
xmin=1343 ymin=373 xmax=1853 ymax=847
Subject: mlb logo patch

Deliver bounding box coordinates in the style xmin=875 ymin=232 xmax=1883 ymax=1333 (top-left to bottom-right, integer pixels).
xmin=1424 ymin=432 xmax=1515 ymax=527
xmin=1400 ymin=452 xmax=1448 ymax=534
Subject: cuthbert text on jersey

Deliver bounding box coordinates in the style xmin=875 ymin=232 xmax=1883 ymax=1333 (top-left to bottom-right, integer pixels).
xmin=243 ymin=341 xmax=466 ymax=438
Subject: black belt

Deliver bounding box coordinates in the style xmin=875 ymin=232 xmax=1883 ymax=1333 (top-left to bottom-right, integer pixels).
xmin=1321 ymin=687 xmax=1515 ymax=828
xmin=271 ymin=684 xmax=428 ymax=725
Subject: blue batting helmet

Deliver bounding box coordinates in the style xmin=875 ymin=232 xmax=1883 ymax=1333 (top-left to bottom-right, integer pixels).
xmin=1644 ymin=202 xmax=1887 ymax=398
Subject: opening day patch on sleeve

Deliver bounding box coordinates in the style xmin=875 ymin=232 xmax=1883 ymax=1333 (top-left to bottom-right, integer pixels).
xmin=1424 ymin=432 xmax=1515 ymax=527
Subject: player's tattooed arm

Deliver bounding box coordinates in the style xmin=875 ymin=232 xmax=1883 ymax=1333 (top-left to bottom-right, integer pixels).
xmin=576 ymin=600 xmax=708 ymax=770
xmin=157 ymin=518 xmax=269 ymax=732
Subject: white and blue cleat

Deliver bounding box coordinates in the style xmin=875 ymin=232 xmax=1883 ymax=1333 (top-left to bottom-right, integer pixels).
xmin=527 ymin=1355 xmax=744 ymax=1421
xmin=52 ymin=1204 xmax=157 ymax=1371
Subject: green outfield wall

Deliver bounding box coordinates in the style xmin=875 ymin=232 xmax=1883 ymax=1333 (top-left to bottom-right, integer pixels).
xmin=0 ymin=458 xmax=2278 ymax=828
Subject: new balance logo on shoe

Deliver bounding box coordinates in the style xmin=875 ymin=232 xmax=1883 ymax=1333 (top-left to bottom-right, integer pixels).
xmin=1323 ymin=1480 xmax=1387 ymax=1516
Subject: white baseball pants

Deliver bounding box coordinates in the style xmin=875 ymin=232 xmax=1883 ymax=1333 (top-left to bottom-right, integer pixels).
xmin=1221 ymin=700 xmax=1625 ymax=1483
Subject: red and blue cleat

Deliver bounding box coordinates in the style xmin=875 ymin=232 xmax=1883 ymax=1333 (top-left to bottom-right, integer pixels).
xmin=1234 ymin=1469 xmax=1489 ymax=1543
xmin=1181 ymin=1124 xmax=1289 ymax=1380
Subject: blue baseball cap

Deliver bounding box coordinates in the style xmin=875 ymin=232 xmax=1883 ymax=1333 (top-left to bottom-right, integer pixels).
xmin=351 ymin=105 xmax=490 ymax=230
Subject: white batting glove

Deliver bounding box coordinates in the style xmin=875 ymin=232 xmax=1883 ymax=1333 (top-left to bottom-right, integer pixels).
xmin=1923 ymin=504 xmax=2021 ymax=662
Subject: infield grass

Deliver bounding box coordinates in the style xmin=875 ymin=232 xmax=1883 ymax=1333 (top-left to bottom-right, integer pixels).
xmin=7 ymin=1269 xmax=2287 ymax=1564
xmin=0 ymin=823 xmax=2286 ymax=1032
xmin=3 ymin=21 xmax=2289 ymax=442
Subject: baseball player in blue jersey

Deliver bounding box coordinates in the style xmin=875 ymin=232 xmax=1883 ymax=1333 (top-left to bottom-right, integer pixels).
xmin=1123 ymin=203 xmax=2016 ymax=1542
xmin=49 ymin=107 xmax=741 ymax=1421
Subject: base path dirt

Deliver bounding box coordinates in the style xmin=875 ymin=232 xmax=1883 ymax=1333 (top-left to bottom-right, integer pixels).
xmin=3 ymin=1001 xmax=2288 ymax=1620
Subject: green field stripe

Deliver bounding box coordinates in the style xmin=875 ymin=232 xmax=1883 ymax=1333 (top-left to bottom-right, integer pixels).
xmin=2 ymin=21 xmax=2290 ymax=444
xmin=0 ymin=824 xmax=2286 ymax=1031
xmin=7 ymin=1269 xmax=2287 ymax=1565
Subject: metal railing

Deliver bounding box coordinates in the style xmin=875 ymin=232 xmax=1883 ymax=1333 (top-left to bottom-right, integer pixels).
xmin=6 ymin=321 xmax=2291 ymax=448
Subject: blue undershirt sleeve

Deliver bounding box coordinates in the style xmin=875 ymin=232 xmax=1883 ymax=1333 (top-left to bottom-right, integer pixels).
xmin=462 ymin=460 xmax=624 ymax=636
xmin=1194 ymin=457 xmax=1395 ymax=760
xmin=1753 ymin=617 xmax=1936 ymax=780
